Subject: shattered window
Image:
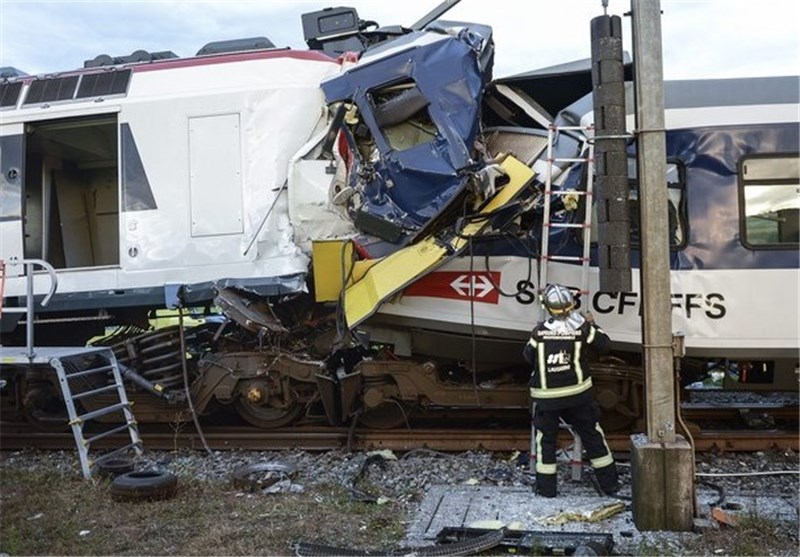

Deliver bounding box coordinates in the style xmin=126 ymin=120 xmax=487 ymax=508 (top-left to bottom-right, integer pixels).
xmin=589 ymin=159 xmax=686 ymax=248
xmin=627 ymin=160 xmax=685 ymax=247
xmin=740 ymin=154 xmax=800 ymax=248
xmin=370 ymin=80 xmax=438 ymax=151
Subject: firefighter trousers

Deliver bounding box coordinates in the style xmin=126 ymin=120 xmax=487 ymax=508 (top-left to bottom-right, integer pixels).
xmin=533 ymin=401 xmax=618 ymax=497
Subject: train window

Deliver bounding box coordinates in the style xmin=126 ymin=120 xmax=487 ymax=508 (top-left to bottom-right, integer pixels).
xmin=739 ymin=154 xmax=800 ymax=248
xmin=589 ymin=159 xmax=686 ymax=248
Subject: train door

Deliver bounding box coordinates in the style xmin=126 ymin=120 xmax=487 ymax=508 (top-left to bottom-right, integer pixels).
xmin=22 ymin=114 xmax=120 ymax=269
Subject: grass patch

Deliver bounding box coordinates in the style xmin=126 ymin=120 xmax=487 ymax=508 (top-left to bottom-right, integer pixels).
xmin=0 ymin=467 xmax=407 ymax=556
xmin=681 ymin=510 xmax=798 ymax=556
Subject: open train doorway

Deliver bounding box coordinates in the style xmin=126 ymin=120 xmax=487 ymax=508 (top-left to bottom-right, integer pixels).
xmin=23 ymin=114 xmax=119 ymax=269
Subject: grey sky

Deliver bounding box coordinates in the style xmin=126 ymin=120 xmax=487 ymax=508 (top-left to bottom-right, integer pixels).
xmin=1 ymin=0 xmax=798 ymax=80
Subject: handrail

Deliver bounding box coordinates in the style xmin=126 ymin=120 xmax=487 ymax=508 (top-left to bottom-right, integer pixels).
xmin=1 ymin=258 xmax=59 ymax=359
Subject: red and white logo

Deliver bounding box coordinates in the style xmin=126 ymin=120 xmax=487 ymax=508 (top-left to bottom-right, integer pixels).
xmin=404 ymin=272 xmax=500 ymax=304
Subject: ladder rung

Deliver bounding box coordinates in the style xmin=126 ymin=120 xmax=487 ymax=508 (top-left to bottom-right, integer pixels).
xmin=543 ymin=255 xmax=588 ymax=262
xmin=71 ymin=383 xmax=121 ymax=401
xmin=545 ymin=190 xmax=590 ymax=196
xmin=549 ymin=157 xmax=592 ymax=163
xmin=548 ymin=125 xmax=594 ymax=132
xmin=84 ymin=422 xmax=135 ymax=446
xmin=64 ymin=364 xmax=114 ymax=380
xmin=547 ymin=223 xmax=587 ymax=229
xmin=71 ymin=402 xmax=130 ymax=424
xmin=92 ymin=441 xmax=143 ymax=465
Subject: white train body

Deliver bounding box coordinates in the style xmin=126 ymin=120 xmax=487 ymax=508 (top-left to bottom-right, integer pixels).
xmin=1 ymin=50 xmax=340 ymax=308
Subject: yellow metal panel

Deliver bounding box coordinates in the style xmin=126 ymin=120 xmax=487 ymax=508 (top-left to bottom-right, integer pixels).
xmin=343 ymin=237 xmax=447 ymax=327
xmin=453 ymin=155 xmax=537 ymax=249
xmin=311 ymin=240 xmax=353 ymax=302
xmin=351 ymin=259 xmax=380 ymax=282
xmin=343 ymin=156 xmax=535 ymax=329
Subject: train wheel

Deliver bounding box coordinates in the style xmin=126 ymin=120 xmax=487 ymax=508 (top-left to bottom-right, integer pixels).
xmin=234 ymin=398 xmax=304 ymax=429
xmin=591 ymin=362 xmax=644 ymax=432
xmin=233 ymin=378 xmax=304 ymax=429
xmin=21 ymin=379 xmax=71 ymax=431
xmin=358 ymin=400 xmax=411 ymax=429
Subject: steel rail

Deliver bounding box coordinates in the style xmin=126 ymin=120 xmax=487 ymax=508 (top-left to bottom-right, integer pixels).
xmin=1 ymin=425 xmax=797 ymax=453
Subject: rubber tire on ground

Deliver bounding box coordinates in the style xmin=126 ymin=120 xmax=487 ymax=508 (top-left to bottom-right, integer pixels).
xmin=96 ymin=457 xmax=135 ymax=479
xmin=110 ymin=470 xmax=178 ymax=501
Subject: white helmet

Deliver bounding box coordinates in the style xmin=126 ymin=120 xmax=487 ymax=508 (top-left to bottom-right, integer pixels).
xmin=541 ymin=284 xmax=575 ymax=319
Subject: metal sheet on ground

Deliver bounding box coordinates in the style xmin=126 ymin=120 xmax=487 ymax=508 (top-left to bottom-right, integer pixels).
xmin=404 ymin=484 xmax=799 ymax=553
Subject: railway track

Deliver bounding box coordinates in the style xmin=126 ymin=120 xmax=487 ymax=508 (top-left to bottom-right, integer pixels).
xmin=680 ymin=402 xmax=799 ymax=421
xmin=1 ymin=423 xmax=796 ymax=453
xmin=2 ymin=397 xmax=796 ymax=454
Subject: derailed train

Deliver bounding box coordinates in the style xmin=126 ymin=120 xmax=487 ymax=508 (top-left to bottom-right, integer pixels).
xmin=1 ymin=5 xmax=798 ymax=431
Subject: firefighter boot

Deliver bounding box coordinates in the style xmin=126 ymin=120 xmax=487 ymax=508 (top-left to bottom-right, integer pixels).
xmin=593 ymin=463 xmax=620 ymax=496
xmin=535 ymin=473 xmax=557 ymax=498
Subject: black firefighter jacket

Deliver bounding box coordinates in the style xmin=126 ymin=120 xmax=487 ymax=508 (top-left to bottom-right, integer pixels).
xmin=523 ymin=316 xmax=611 ymax=410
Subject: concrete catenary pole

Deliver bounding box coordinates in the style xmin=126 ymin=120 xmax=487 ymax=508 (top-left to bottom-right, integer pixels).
xmin=629 ymin=0 xmax=694 ymax=531
xmin=630 ymin=0 xmax=675 ymax=443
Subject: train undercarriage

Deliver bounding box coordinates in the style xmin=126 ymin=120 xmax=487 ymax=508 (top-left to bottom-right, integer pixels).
xmin=6 ymin=285 xmax=792 ymax=437
xmin=0 ymin=288 xmax=648 ymax=434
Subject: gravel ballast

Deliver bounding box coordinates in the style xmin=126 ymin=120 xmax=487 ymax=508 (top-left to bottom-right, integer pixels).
xmin=1 ymin=446 xmax=798 ymax=555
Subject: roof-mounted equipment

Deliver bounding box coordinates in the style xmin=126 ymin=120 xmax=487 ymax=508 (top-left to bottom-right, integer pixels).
xmin=195 ymin=37 xmax=276 ymax=57
xmin=84 ymin=50 xmax=178 ymax=69
xmin=302 ymin=7 xmax=370 ymax=55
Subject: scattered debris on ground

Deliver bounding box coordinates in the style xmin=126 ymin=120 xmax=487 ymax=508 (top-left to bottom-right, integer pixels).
xmin=1 ymin=448 xmax=797 ymax=555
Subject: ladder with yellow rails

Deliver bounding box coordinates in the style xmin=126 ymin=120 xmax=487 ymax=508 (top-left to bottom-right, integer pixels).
xmin=531 ymin=124 xmax=597 ymax=483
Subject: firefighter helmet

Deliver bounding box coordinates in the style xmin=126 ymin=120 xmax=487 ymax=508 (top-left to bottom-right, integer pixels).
xmin=541 ymin=284 xmax=575 ymax=318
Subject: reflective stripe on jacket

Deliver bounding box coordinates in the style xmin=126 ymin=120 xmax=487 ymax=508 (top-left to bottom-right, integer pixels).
xmin=523 ymin=318 xmax=610 ymax=406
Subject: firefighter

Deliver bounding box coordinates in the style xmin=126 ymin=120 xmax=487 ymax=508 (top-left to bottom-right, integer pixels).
xmin=523 ymin=283 xmax=619 ymax=498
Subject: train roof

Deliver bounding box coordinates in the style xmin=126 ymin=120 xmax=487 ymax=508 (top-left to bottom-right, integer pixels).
xmin=661 ymin=76 xmax=799 ymax=109
xmin=549 ymin=74 xmax=800 ymax=130
xmin=0 ymin=47 xmax=338 ymax=114
xmin=497 ymin=58 xmax=799 ymax=117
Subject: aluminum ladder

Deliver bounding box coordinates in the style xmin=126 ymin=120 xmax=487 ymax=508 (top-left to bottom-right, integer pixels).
xmin=538 ymin=123 xmax=596 ymax=298
xmin=531 ymin=124 xmax=596 ymax=483
xmin=52 ymin=349 xmax=144 ymax=479
xmin=0 ymin=258 xmax=143 ymax=479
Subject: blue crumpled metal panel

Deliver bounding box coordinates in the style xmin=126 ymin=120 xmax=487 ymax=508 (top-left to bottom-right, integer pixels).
xmin=321 ymin=23 xmax=494 ymax=238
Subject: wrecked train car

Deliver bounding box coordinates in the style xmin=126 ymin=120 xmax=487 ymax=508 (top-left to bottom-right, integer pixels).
xmin=1 ymin=6 xmax=798 ymax=431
